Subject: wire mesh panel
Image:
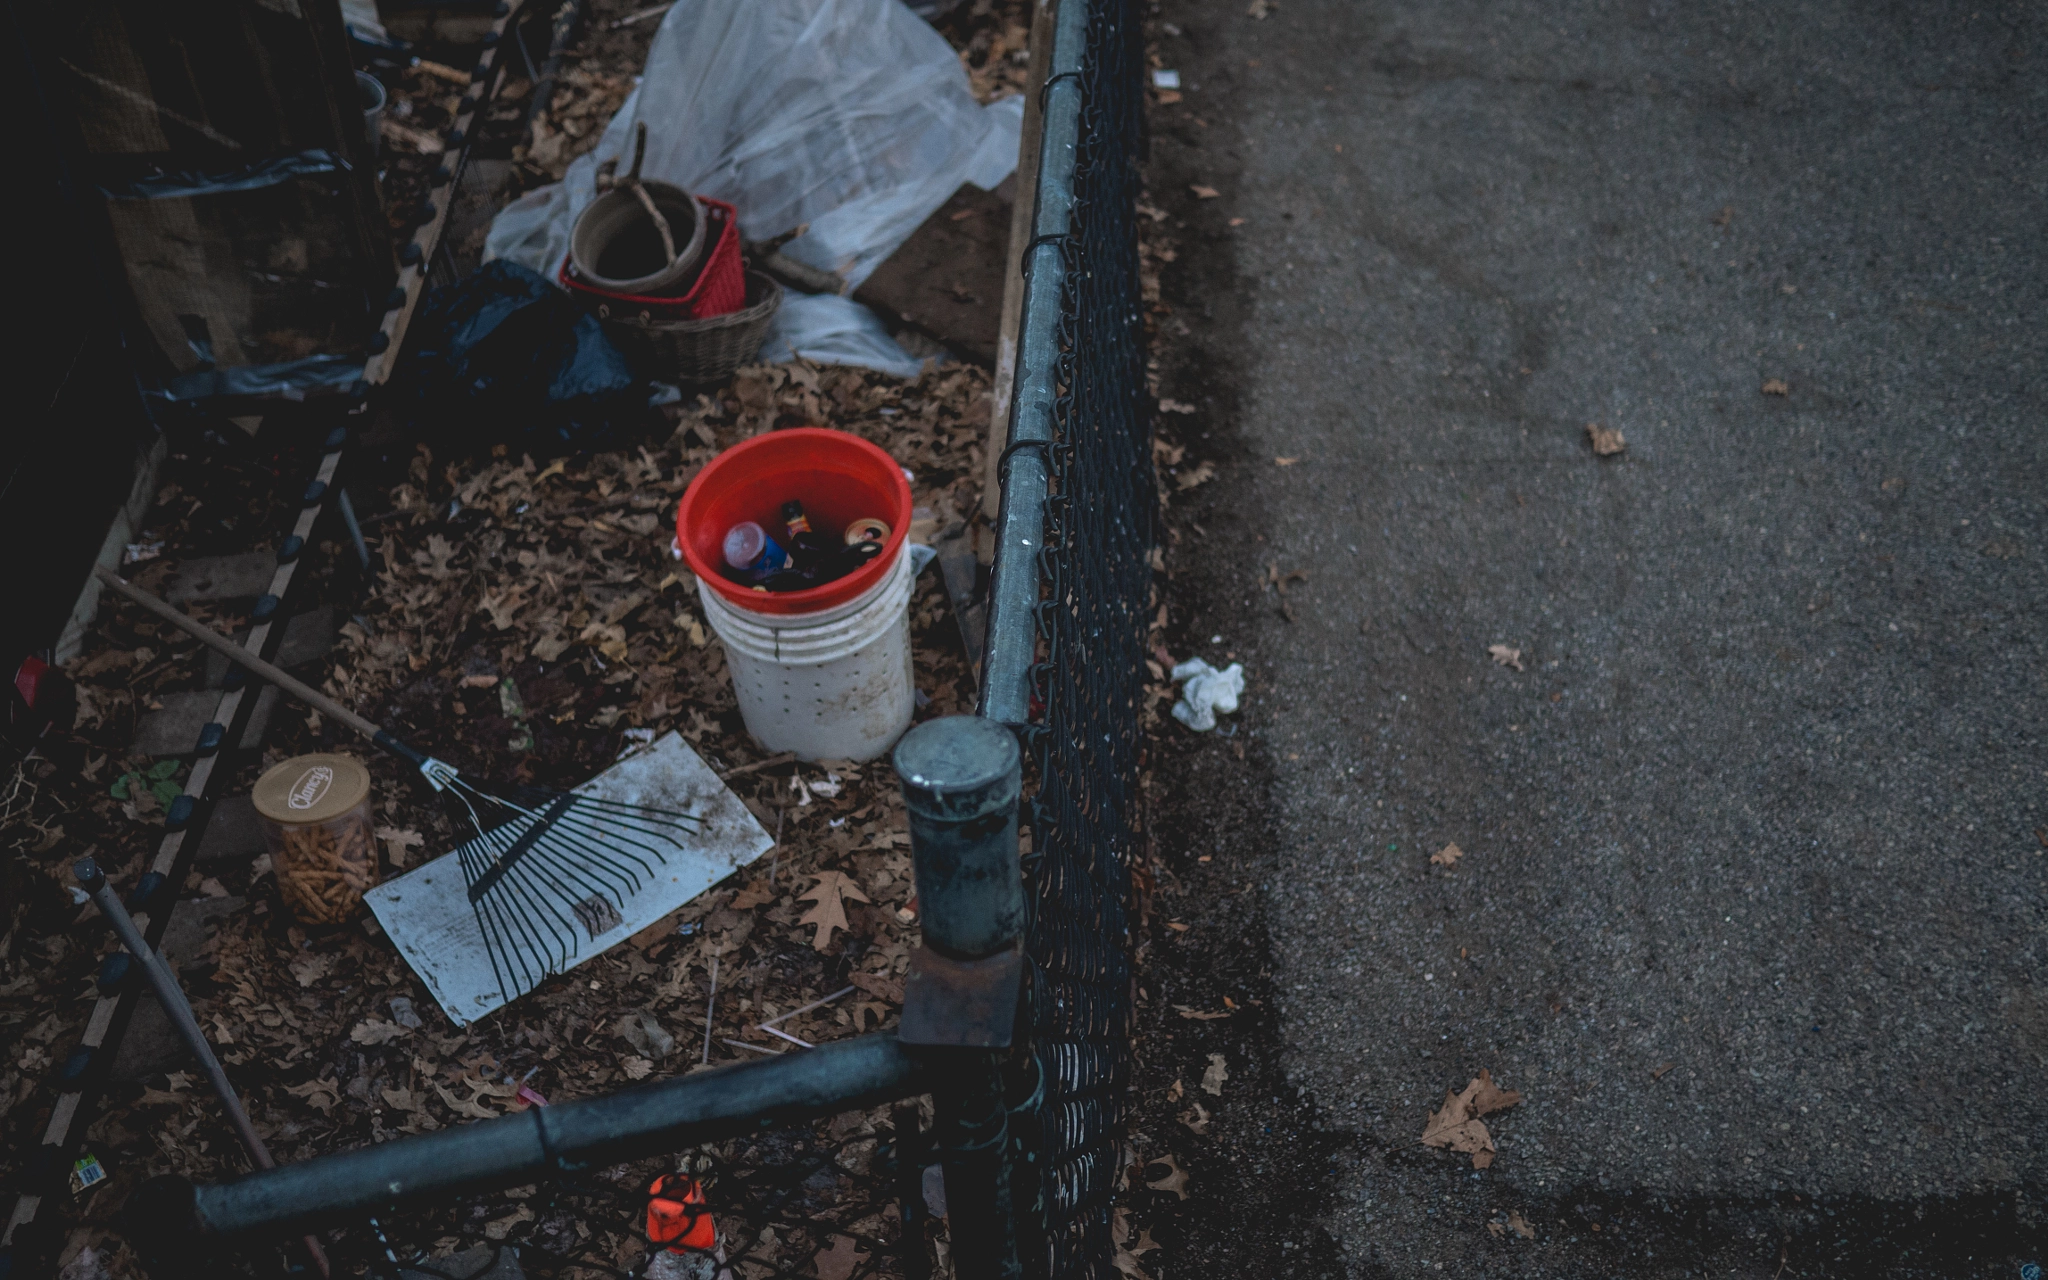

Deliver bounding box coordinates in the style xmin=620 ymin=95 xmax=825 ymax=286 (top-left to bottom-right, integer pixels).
xmin=992 ymin=0 xmax=1153 ymax=1274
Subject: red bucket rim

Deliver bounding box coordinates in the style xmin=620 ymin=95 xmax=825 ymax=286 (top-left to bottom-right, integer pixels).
xmin=676 ymin=428 xmax=912 ymax=615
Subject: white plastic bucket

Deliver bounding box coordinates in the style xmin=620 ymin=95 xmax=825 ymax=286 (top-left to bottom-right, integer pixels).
xmin=697 ymin=543 xmax=915 ymax=762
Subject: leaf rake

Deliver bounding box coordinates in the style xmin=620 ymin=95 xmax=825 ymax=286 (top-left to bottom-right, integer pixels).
xmin=97 ymin=566 xmax=702 ymax=1000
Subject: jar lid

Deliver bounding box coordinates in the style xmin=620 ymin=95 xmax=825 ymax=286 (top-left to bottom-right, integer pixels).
xmin=252 ymin=753 xmax=371 ymax=824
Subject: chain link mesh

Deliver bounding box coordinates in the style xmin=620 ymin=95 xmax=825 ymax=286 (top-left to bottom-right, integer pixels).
xmin=1010 ymin=0 xmax=1153 ymax=1274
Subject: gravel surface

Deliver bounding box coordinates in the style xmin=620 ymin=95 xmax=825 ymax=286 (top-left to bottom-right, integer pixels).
xmin=1133 ymin=0 xmax=2045 ymax=1274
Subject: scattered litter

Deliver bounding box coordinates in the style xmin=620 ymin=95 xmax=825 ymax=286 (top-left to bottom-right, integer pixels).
xmin=1170 ymin=658 xmax=1244 ymax=732
xmin=1487 ymin=644 xmax=1525 ymax=672
xmin=1585 ymin=421 xmax=1626 ymax=456
xmin=1200 ymin=1052 xmax=1228 ymax=1095
xmin=1430 ymin=843 xmax=1463 ymax=868
xmin=1158 ymin=398 xmax=1195 ymax=414
xmin=1273 ymin=456 xmax=1299 ymax=466
xmin=617 ymin=1010 xmax=677 ymax=1059
xmin=123 ymin=539 xmax=165 ymax=565
xmin=1189 ymin=184 xmax=1220 ymax=199
xmin=1174 ymin=1004 xmax=1229 ymax=1020
xmin=1420 ymin=1069 xmax=1523 ymax=1169
xmin=69 ymin=1152 xmax=108 ymax=1197
xmin=1762 ymin=378 xmax=1790 ymax=395
xmin=1151 ymin=69 xmax=1182 ymax=89
xmin=387 ymin=996 xmax=424 ymax=1029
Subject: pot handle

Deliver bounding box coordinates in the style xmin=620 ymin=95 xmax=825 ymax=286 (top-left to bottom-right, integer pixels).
xmin=622 ymin=121 xmax=679 ymax=268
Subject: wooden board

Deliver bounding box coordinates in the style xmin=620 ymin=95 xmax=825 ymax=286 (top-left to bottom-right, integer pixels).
xmin=853 ymin=183 xmax=1013 ymax=368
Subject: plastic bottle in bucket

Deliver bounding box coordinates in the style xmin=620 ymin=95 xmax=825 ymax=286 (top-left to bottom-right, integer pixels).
xmin=778 ymin=500 xmax=838 ymax=566
xmin=721 ymin=521 xmax=788 ymax=584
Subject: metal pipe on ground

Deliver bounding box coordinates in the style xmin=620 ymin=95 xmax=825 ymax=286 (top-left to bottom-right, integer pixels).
xmin=123 ymin=1033 xmax=927 ymax=1269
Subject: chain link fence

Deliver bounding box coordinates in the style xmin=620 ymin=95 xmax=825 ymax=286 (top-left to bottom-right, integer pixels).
xmin=982 ymin=0 xmax=1153 ymax=1274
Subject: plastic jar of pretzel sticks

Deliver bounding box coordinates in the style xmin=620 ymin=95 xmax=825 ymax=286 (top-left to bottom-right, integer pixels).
xmin=252 ymin=753 xmax=378 ymax=925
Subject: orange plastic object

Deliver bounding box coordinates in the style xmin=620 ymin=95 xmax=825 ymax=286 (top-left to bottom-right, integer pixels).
xmin=675 ymin=427 xmax=912 ymax=615
xmin=646 ymin=1173 xmax=716 ymax=1252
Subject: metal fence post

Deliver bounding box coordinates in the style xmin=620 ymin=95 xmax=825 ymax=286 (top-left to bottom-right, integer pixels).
xmin=893 ymin=716 xmax=1040 ymax=1280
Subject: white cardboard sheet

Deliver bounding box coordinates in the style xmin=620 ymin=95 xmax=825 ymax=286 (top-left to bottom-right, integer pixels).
xmin=365 ymin=733 xmax=772 ymax=1025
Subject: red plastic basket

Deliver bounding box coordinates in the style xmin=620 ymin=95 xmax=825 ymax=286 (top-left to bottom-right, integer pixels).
xmin=560 ymin=195 xmax=747 ymax=321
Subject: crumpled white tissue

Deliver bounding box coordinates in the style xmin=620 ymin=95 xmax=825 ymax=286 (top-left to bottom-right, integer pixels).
xmin=1169 ymin=658 xmax=1244 ymax=732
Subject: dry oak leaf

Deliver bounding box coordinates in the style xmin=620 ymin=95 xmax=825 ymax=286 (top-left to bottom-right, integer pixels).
xmin=728 ymin=880 xmax=777 ymax=910
xmin=285 ymin=1077 xmax=340 ymax=1114
xmin=437 ymin=1076 xmax=519 ymax=1120
xmin=1487 ymin=644 xmax=1525 ymax=672
xmin=1176 ymin=460 xmax=1218 ymax=491
xmin=1430 ymin=842 xmax=1464 ymax=868
xmin=1487 ymin=1210 xmax=1537 ymax=1240
xmin=1201 ymin=1052 xmax=1229 ymax=1095
xmin=1585 ymin=421 xmax=1626 ymax=456
xmin=1421 ymin=1069 xmax=1524 ymax=1169
xmin=1179 ymin=1099 xmax=1212 ymax=1135
xmin=1113 ymin=1224 xmax=1163 ymax=1279
xmin=376 ymin=826 xmax=424 ymax=868
xmin=1762 ymin=378 xmax=1790 ymax=396
xmin=1145 ymin=1154 xmax=1191 ymax=1199
xmin=798 ymin=871 xmax=871 ymax=952
xmin=1190 ymin=184 xmax=1221 ymax=199
xmin=813 ymin=1234 xmax=868 ymax=1280
xmin=350 ymin=1018 xmax=409 ymax=1046
xmin=621 ymin=1056 xmax=654 ymax=1081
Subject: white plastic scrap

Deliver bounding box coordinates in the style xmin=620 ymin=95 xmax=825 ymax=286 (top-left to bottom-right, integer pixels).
xmin=1169 ymin=658 xmax=1244 ymax=732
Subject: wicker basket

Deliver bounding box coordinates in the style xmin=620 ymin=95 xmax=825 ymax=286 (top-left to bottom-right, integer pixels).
xmin=597 ymin=271 xmax=783 ymax=384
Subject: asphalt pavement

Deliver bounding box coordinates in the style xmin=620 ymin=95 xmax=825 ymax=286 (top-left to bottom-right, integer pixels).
xmin=1134 ymin=1 xmax=2045 ymax=1275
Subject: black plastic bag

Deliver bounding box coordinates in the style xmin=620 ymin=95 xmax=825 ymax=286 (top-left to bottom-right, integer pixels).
xmin=396 ymin=260 xmax=649 ymax=455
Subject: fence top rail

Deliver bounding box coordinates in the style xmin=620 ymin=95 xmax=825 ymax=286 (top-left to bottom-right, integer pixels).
xmin=979 ymin=0 xmax=1092 ymax=727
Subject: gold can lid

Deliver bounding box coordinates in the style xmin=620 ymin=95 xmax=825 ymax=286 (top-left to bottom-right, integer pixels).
xmin=252 ymin=753 xmax=371 ymax=824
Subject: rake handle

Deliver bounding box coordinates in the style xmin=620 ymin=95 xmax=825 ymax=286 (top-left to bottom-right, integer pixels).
xmin=94 ymin=565 xmax=384 ymax=743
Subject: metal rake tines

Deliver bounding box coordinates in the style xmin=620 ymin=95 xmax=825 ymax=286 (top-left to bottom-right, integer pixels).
xmin=445 ymin=784 xmax=703 ymax=1000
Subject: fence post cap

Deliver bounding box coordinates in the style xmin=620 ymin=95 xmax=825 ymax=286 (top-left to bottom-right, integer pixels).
xmin=892 ymin=716 xmax=1020 ymax=822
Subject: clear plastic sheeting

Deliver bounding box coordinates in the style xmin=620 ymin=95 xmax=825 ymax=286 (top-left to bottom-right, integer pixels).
xmin=485 ymin=0 xmax=1022 ymax=297
xmin=758 ymin=292 xmax=927 ymax=380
